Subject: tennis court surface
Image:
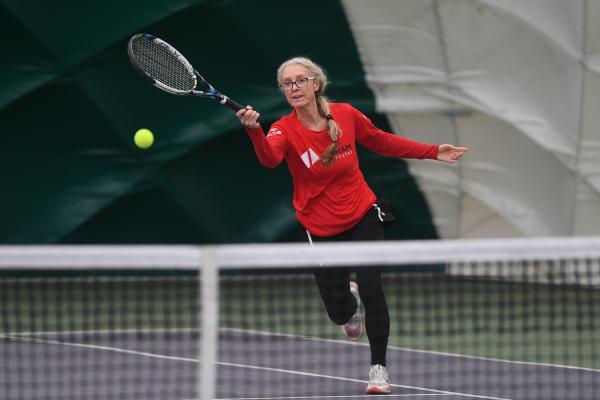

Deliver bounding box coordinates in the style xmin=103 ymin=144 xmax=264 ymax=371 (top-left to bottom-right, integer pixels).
xmin=1 ymin=239 xmax=599 ymax=399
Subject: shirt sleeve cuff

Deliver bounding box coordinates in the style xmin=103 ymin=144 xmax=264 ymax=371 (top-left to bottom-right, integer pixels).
xmin=431 ymin=144 xmax=440 ymax=160
xmin=245 ymin=126 xmax=264 ymax=135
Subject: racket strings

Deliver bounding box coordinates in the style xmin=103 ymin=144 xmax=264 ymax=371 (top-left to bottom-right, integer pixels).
xmin=132 ymin=38 xmax=196 ymax=92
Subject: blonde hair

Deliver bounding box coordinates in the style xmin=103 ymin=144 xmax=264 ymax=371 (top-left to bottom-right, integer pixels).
xmin=277 ymin=57 xmax=341 ymax=166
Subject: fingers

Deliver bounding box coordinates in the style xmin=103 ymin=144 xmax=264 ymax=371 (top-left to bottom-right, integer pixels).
xmin=236 ymin=105 xmax=260 ymax=129
xmin=440 ymin=144 xmax=469 ymax=152
xmin=438 ymin=144 xmax=469 ymax=164
xmin=452 ymin=146 xmax=469 ymax=152
xmin=449 ymin=150 xmax=466 ymax=162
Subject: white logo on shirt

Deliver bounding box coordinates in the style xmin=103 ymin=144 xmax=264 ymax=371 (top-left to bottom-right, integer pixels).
xmin=300 ymin=148 xmax=320 ymax=168
xmin=267 ymin=128 xmax=283 ymax=138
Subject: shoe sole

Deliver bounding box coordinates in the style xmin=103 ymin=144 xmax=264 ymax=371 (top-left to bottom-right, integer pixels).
xmin=342 ymin=281 xmax=364 ymax=340
xmin=340 ymin=320 xmax=364 ymax=341
xmin=365 ymin=384 xmax=392 ymax=394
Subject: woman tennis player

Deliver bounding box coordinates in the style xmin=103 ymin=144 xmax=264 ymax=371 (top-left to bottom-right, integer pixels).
xmin=236 ymin=57 xmax=468 ymax=395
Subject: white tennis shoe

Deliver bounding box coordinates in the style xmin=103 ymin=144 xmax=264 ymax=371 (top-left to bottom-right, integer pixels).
xmin=366 ymin=364 xmax=392 ymax=394
xmin=341 ymin=281 xmax=364 ymax=341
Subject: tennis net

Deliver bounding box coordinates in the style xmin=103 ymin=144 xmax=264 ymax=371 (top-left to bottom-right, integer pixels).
xmin=1 ymin=237 xmax=599 ymax=400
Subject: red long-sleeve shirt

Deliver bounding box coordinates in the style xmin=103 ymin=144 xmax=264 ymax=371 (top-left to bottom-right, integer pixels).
xmin=246 ymin=103 xmax=439 ymax=236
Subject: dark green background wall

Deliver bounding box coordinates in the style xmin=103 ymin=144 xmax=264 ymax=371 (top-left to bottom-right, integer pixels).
xmin=0 ymin=0 xmax=438 ymax=244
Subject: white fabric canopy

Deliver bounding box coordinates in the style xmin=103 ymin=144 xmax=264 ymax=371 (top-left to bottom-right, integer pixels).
xmin=342 ymin=0 xmax=600 ymax=238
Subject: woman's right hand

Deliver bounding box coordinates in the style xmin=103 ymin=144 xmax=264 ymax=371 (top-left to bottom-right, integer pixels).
xmin=236 ymin=105 xmax=260 ymax=129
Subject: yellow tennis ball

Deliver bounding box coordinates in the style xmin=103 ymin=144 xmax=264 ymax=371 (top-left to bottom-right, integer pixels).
xmin=134 ymin=128 xmax=154 ymax=149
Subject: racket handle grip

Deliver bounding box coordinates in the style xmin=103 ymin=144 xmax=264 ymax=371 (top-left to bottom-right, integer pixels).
xmin=223 ymin=96 xmax=244 ymax=112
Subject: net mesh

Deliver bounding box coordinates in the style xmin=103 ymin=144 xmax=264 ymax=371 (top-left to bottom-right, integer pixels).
xmin=1 ymin=273 xmax=199 ymax=400
xmin=1 ymin=238 xmax=599 ymax=400
xmin=130 ymin=35 xmax=196 ymax=92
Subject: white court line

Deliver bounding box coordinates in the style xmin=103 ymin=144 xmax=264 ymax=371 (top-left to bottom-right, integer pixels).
xmin=180 ymin=395 xmax=451 ymax=400
xmin=214 ymin=362 xmax=509 ymax=399
xmin=0 ymin=334 xmax=510 ymax=400
xmin=221 ymin=328 xmax=600 ymax=374
xmin=4 ymin=327 xmax=197 ymax=336
xmin=6 ymin=326 xmax=600 ymax=373
xmin=0 ymin=334 xmax=198 ymax=362
xmin=226 ymin=396 xmax=447 ymax=399
xmin=6 ymin=327 xmax=600 ymax=374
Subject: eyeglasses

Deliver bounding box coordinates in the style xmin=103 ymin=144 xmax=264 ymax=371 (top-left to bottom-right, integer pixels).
xmin=279 ymin=77 xmax=316 ymax=91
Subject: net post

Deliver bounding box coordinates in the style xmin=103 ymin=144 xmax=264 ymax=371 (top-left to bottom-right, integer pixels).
xmin=199 ymin=246 xmax=219 ymax=400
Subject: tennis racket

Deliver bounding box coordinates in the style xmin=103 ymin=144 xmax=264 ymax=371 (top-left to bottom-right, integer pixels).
xmin=127 ymin=33 xmax=244 ymax=111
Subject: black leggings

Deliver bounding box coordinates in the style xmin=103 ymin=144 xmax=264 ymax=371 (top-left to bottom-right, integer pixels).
xmin=304 ymin=206 xmax=390 ymax=366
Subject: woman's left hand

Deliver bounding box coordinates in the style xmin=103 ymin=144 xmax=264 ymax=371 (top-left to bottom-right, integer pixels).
xmin=437 ymin=144 xmax=469 ymax=164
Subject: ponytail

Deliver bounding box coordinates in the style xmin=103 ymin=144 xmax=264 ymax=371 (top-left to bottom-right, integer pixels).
xmin=315 ymin=95 xmax=341 ymax=166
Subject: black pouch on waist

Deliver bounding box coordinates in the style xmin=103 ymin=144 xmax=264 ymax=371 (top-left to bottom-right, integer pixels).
xmin=372 ymin=197 xmax=395 ymax=226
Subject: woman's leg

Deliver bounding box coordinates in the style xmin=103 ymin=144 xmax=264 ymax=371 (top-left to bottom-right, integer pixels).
xmin=312 ymin=267 xmax=356 ymax=325
xmin=356 ymin=266 xmax=389 ymax=366
xmin=304 ymin=228 xmax=358 ymax=325
xmin=350 ymin=212 xmax=390 ymax=366
xmin=304 ymin=210 xmax=391 ymax=365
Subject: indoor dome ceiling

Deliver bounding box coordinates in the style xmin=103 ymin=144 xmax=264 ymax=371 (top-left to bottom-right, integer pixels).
xmin=342 ymin=0 xmax=600 ymax=238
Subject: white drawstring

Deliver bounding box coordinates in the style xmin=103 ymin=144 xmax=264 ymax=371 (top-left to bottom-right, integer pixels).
xmin=373 ymin=203 xmax=386 ymax=222
xmin=306 ymin=229 xmax=323 ymax=266
xmin=306 ymin=229 xmax=315 ymax=246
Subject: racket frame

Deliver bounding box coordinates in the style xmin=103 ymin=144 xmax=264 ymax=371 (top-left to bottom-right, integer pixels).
xmin=127 ymin=33 xmax=243 ymax=111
